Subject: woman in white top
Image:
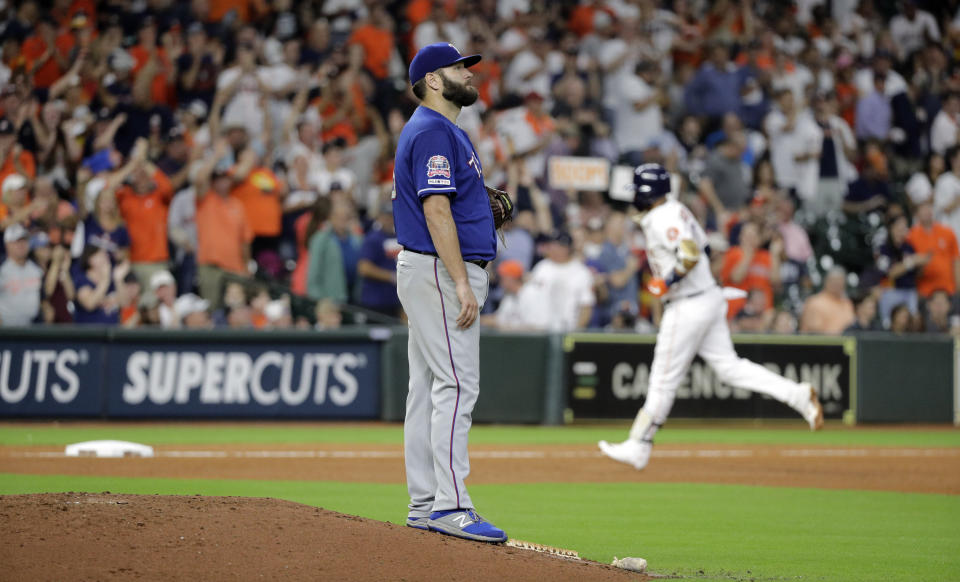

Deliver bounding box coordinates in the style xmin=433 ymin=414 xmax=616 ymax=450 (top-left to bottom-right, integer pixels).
xmin=904 ymin=152 xmax=945 ymax=209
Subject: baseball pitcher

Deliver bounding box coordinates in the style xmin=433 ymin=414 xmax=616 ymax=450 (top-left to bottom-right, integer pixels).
xmin=393 ymin=43 xmax=513 ymax=543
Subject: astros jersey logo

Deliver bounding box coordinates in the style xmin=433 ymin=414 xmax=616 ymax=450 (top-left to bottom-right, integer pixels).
xmin=426 ymin=155 xmax=451 ymax=179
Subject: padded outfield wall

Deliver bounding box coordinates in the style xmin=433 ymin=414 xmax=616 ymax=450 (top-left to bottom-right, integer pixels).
xmin=0 ymin=327 xmax=955 ymax=424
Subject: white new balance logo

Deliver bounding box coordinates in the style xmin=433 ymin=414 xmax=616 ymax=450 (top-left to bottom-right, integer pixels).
xmin=451 ymin=514 xmax=474 ymax=528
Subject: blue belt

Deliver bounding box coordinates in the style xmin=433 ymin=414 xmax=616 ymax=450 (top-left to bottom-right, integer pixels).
xmin=404 ymin=248 xmax=489 ymax=269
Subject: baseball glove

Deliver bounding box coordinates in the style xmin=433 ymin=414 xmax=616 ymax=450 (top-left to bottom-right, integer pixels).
xmin=486 ymin=185 xmax=515 ymax=230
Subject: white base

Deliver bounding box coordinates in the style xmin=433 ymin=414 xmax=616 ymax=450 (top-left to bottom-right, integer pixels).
xmin=64 ymin=440 xmax=155 ymax=458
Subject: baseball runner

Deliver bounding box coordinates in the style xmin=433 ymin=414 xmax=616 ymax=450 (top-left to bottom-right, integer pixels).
xmin=393 ymin=43 xmax=513 ymax=543
xmin=599 ymin=164 xmax=823 ymax=470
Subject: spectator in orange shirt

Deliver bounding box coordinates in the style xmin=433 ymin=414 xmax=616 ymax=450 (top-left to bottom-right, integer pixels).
xmin=230 ymin=153 xmax=287 ymax=277
xmin=194 ymin=143 xmax=253 ymax=309
xmin=405 ymin=0 xmax=457 ymax=34
xmin=21 ymin=18 xmax=66 ymax=90
xmin=467 ymin=36 xmax=502 ymax=108
xmin=347 ymin=5 xmax=398 ymax=118
xmin=907 ymin=200 xmax=960 ymax=299
xmin=313 ymin=72 xmax=368 ymax=147
xmin=56 ymin=11 xmax=95 ymax=64
xmin=208 ymin=0 xmax=266 ymax=25
xmin=113 ymin=140 xmax=174 ymax=287
xmin=128 ymin=17 xmax=177 ymax=107
xmin=348 ymin=6 xmax=393 ymax=81
xmin=834 ymin=55 xmax=857 ymax=129
xmin=799 ymin=266 xmax=855 ymax=334
xmin=720 ymin=221 xmax=781 ymax=318
xmin=0 ymin=117 xmax=37 ymax=186
xmin=50 ymin=0 xmax=96 ymax=30
xmin=567 ymin=1 xmax=616 ymax=38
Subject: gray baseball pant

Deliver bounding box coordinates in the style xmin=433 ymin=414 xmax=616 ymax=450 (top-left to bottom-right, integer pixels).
xmin=396 ymin=250 xmax=489 ymax=517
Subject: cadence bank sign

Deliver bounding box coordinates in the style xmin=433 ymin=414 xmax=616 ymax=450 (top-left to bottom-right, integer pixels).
xmin=0 ymin=341 xmax=381 ymax=418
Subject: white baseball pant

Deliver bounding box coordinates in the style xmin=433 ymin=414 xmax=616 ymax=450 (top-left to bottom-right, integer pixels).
xmin=630 ymin=286 xmax=813 ymax=442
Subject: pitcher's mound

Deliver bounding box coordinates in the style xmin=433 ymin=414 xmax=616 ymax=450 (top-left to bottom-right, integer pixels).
xmin=1 ymin=493 xmax=652 ymax=581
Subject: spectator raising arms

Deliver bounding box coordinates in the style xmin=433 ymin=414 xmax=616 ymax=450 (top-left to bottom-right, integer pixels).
xmin=193 ymin=140 xmax=253 ymax=310
xmin=113 ymin=139 xmax=174 ymax=287
xmin=79 ymin=186 xmax=130 ymax=263
xmin=73 ymin=245 xmax=130 ymax=325
xmin=40 ymin=241 xmax=75 ymax=324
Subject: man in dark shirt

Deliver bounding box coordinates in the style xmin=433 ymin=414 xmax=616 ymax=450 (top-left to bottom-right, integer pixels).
xmin=844 ymin=292 xmax=882 ymax=333
xmin=844 ymin=149 xmax=892 ymax=216
xmin=876 ymin=214 xmax=927 ymax=326
xmin=175 ymin=22 xmax=220 ymax=107
xmin=156 ymin=126 xmax=191 ymax=192
xmin=357 ymin=206 xmax=401 ymax=318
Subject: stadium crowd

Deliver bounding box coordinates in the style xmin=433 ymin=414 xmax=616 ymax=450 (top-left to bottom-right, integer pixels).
xmin=1 ymin=0 xmax=959 ymax=335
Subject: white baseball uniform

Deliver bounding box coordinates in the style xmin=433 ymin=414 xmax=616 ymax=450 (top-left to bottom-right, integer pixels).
xmin=628 ymin=199 xmax=819 ymax=444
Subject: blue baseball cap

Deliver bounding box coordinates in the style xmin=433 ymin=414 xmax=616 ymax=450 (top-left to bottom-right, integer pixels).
xmin=409 ymin=43 xmax=481 ymax=85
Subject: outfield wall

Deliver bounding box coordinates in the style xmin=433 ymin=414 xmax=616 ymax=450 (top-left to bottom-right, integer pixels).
xmin=0 ymin=328 xmax=954 ymax=424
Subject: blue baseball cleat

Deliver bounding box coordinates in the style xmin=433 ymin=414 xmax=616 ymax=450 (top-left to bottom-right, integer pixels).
xmin=428 ymin=509 xmax=507 ymax=543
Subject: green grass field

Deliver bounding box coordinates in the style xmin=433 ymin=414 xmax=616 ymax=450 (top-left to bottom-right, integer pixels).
xmin=4 ymin=421 xmax=960 ymax=447
xmin=2 ymin=422 xmax=959 ymax=582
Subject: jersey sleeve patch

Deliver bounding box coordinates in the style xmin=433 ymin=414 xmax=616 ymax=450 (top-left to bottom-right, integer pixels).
xmin=426 ymin=155 xmax=451 ymax=179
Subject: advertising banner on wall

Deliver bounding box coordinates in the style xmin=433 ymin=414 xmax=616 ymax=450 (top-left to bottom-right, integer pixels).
xmin=105 ymin=342 xmax=381 ymax=418
xmin=0 ymin=341 xmax=104 ymax=416
xmin=565 ymin=334 xmax=855 ymax=421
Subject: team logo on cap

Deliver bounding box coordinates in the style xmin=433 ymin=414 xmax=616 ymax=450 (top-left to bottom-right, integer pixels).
xmin=426 ymin=155 xmax=451 ymax=179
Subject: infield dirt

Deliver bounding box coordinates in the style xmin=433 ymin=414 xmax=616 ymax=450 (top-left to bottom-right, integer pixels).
xmin=1 ymin=492 xmax=651 ymax=581
xmin=4 ymin=441 xmax=959 ymax=494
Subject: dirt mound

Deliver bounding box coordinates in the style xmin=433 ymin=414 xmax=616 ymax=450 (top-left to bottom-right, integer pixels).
xmin=0 ymin=493 xmax=651 ymax=581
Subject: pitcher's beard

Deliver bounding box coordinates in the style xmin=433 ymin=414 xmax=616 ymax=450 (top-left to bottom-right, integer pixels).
xmin=439 ymin=71 xmax=479 ymax=107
